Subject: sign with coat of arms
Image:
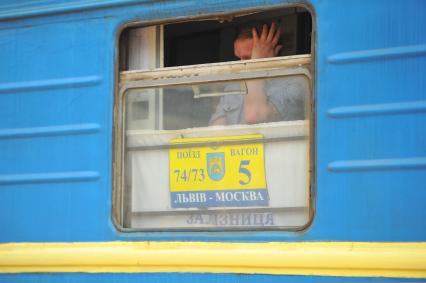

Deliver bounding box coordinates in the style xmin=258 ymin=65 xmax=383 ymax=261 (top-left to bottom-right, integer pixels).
xmin=169 ymin=135 xmax=268 ymax=208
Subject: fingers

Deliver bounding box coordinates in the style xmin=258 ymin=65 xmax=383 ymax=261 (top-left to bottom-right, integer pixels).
xmin=274 ymin=45 xmax=283 ymax=56
xmin=262 ymin=22 xmax=281 ymax=46
xmin=251 ymin=22 xmax=282 ymax=59
xmin=272 ymin=25 xmax=281 ymax=46
xmin=260 ymin=24 xmax=268 ymax=42
xmin=267 ymin=22 xmax=276 ymax=42
xmin=251 ymin=27 xmax=259 ymax=43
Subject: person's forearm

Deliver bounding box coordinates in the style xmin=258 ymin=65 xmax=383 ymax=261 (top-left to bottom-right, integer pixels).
xmin=244 ymin=81 xmax=272 ymax=123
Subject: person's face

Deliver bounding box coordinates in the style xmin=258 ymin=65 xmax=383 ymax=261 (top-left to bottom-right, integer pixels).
xmin=234 ymin=38 xmax=253 ymax=60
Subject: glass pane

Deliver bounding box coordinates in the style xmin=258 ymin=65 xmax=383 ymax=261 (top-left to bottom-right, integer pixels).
xmin=122 ymin=75 xmax=310 ymax=230
xmin=125 ymin=75 xmax=309 ymax=131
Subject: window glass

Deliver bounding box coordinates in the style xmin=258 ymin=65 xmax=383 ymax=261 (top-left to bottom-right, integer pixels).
xmin=126 ymin=76 xmax=309 ymax=130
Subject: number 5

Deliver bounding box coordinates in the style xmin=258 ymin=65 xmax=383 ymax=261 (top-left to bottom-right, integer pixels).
xmin=239 ymin=160 xmax=251 ymax=185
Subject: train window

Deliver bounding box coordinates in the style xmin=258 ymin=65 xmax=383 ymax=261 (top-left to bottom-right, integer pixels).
xmin=114 ymin=7 xmax=313 ymax=231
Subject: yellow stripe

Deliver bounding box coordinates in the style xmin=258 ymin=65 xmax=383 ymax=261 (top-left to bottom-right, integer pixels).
xmin=0 ymin=241 xmax=425 ymax=278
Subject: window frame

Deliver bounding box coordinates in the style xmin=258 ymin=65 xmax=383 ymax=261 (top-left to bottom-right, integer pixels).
xmin=113 ymin=3 xmax=316 ymax=232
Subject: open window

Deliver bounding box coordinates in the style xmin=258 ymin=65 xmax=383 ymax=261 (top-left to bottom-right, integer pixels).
xmin=114 ymin=6 xmax=313 ymax=231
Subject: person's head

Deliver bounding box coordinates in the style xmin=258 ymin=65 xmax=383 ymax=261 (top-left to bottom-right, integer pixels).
xmin=233 ymin=22 xmax=266 ymax=60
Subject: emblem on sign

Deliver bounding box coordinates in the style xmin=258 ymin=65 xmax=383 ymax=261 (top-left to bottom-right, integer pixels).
xmin=207 ymin=152 xmax=225 ymax=181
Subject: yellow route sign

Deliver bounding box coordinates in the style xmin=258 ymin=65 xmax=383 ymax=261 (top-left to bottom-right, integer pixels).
xmin=169 ymin=135 xmax=268 ymax=208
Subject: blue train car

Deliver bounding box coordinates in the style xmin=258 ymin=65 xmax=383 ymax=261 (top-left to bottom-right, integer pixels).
xmin=0 ymin=0 xmax=425 ymax=282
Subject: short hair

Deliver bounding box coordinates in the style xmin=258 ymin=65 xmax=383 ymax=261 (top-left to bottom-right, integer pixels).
xmin=234 ymin=21 xmax=268 ymax=41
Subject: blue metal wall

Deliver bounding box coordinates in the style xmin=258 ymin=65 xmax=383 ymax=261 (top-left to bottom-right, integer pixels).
xmin=0 ymin=0 xmax=425 ymax=281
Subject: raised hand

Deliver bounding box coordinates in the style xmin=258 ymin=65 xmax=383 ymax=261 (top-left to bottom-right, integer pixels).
xmin=251 ymin=22 xmax=282 ymax=59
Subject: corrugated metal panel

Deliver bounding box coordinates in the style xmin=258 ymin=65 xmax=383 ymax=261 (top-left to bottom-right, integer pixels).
xmin=0 ymin=0 xmax=424 ymax=243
